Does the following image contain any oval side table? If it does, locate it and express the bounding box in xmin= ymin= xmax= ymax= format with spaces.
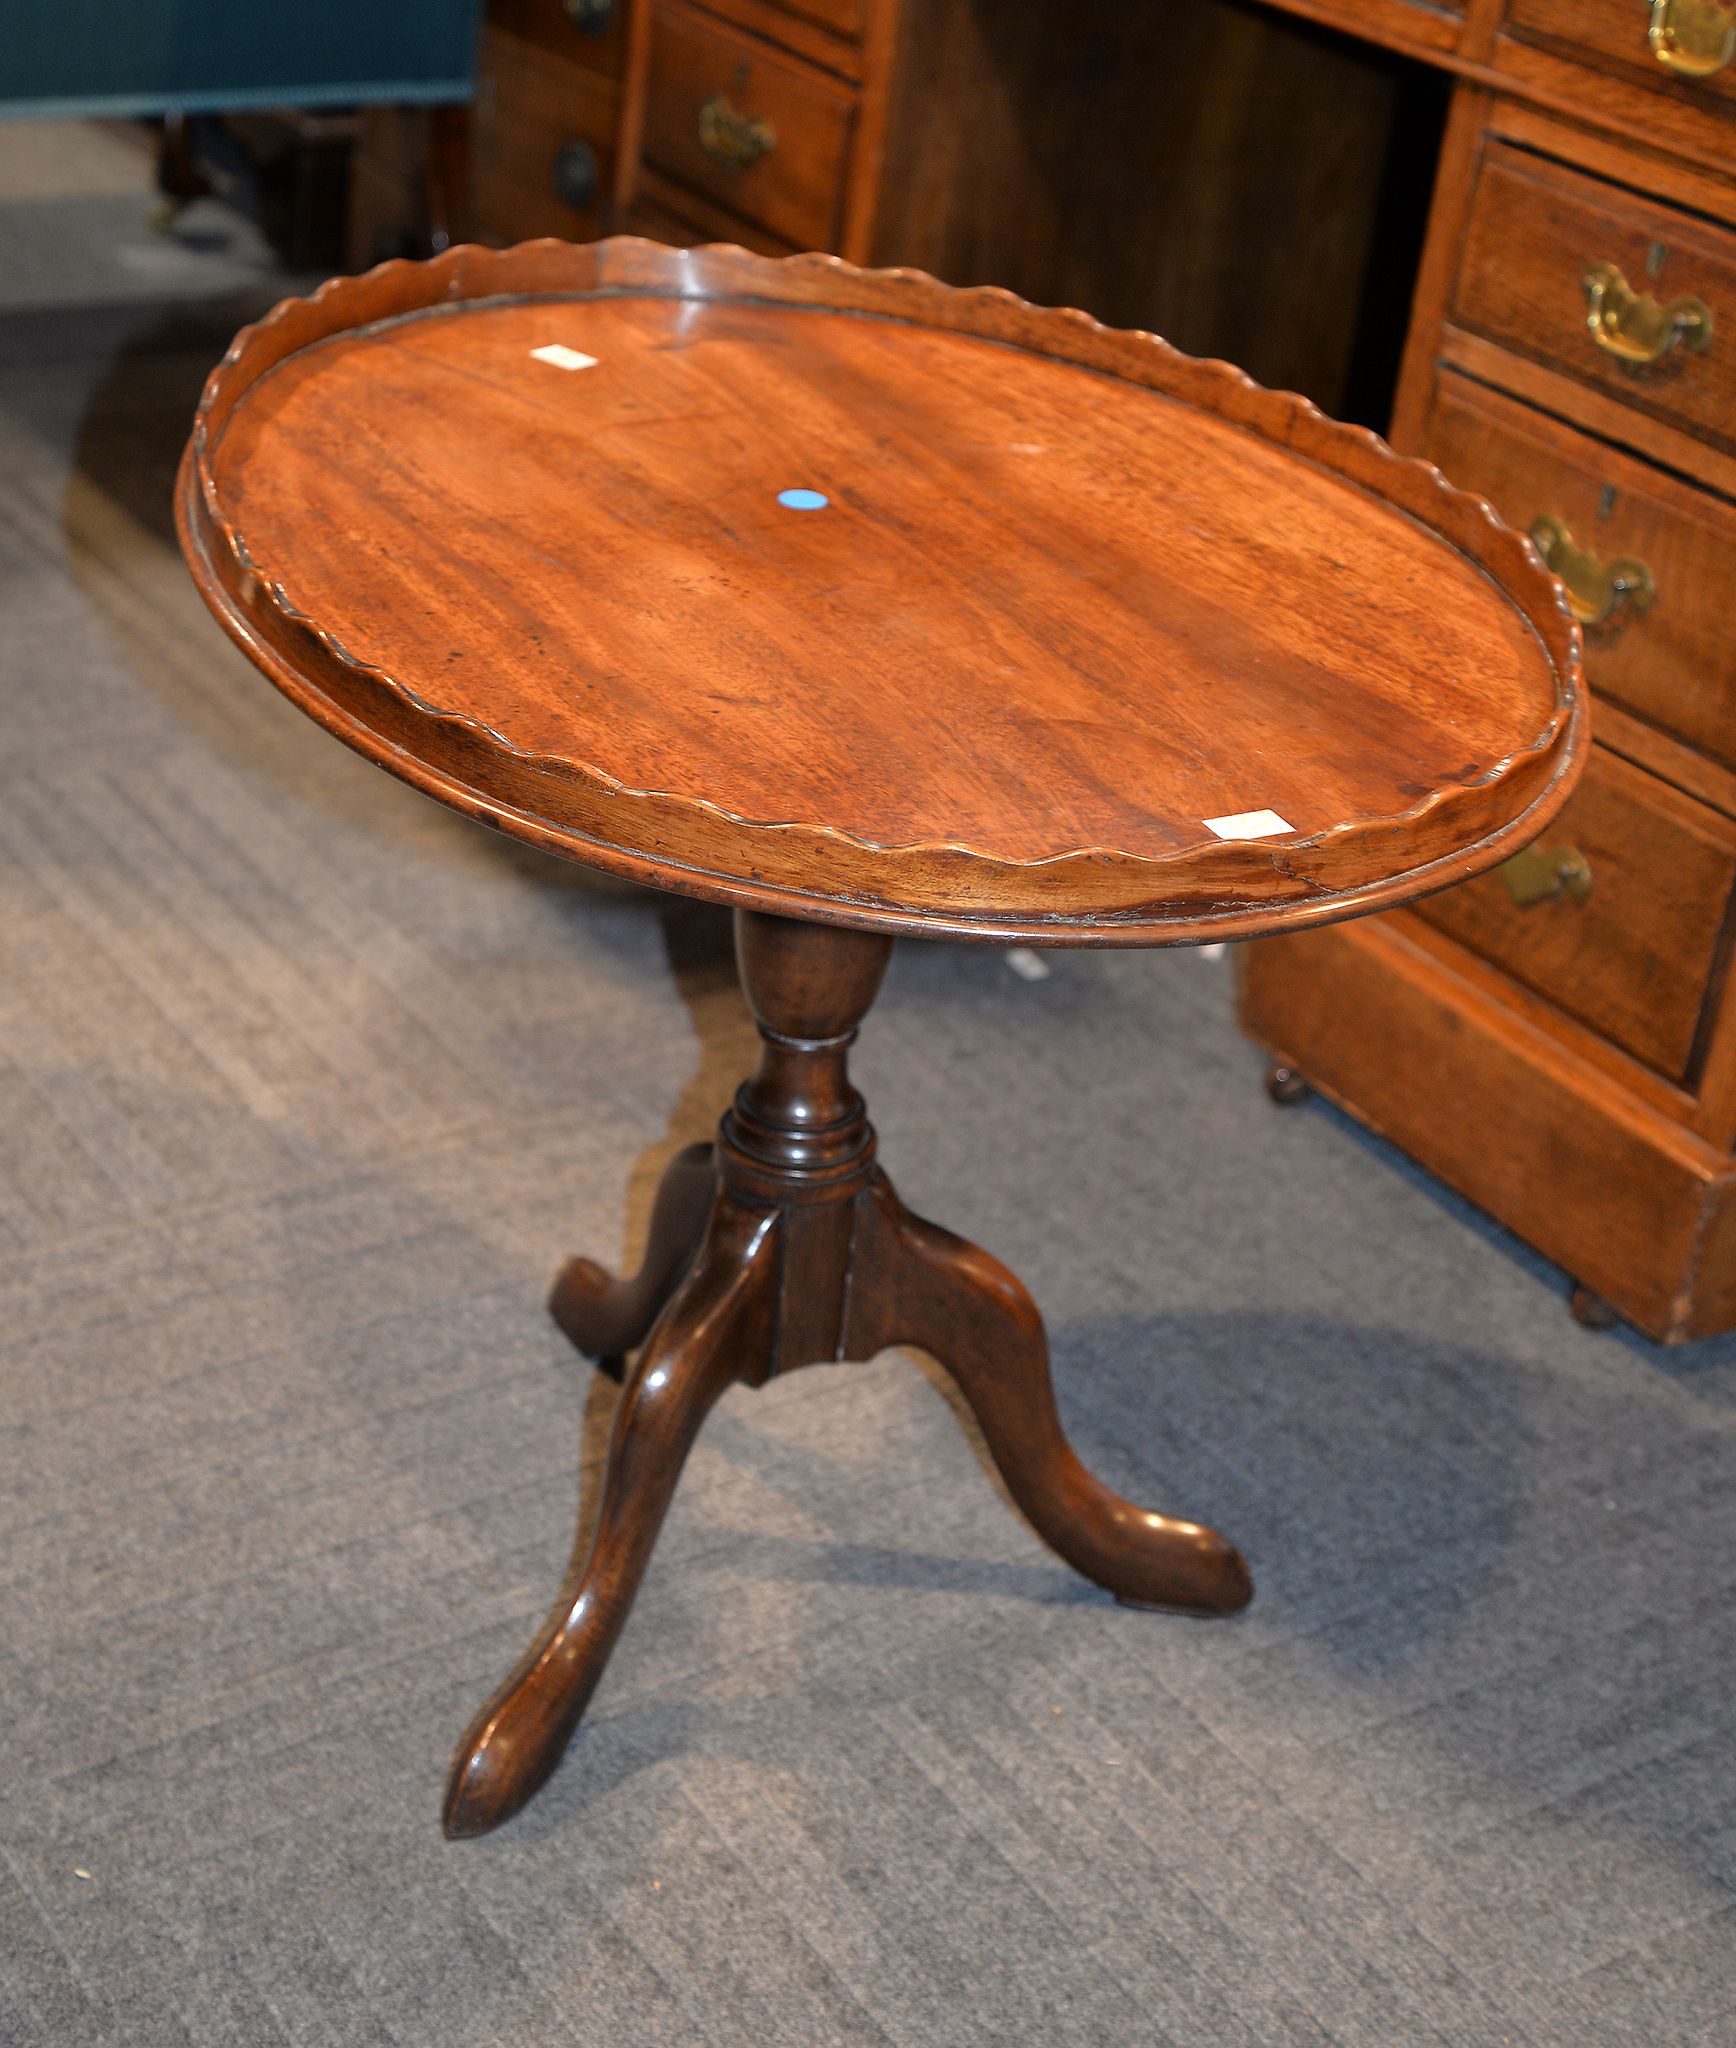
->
xmin=177 ymin=238 xmax=1586 ymax=1838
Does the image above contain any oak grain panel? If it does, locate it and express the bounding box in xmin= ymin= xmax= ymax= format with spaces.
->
xmin=1239 ymin=915 xmax=1719 ymax=1339
xmin=1454 ymin=141 xmax=1736 ymax=459
xmin=1414 ymin=746 xmax=1736 ymax=1081
xmin=1424 ymin=368 xmax=1736 ymax=773
xmin=1506 ymin=0 xmax=1736 ymax=113
xmin=642 ymin=2 xmax=855 ymax=250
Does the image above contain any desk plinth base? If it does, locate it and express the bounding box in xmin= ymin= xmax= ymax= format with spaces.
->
xmin=443 ymin=910 xmax=1252 ymax=1839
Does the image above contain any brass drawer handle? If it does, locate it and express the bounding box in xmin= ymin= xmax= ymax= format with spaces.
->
xmin=1583 ymin=260 xmax=1713 ymax=365
xmin=698 ymin=94 xmax=776 ymax=172
xmin=1529 ymin=514 xmax=1655 ymax=629
xmin=1500 ymin=842 xmax=1593 ymax=908
xmin=1648 ymin=0 xmax=1736 ymax=78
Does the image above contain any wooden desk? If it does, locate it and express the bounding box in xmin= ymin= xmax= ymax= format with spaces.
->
xmin=1237 ymin=0 xmax=1736 ymax=1344
xmin=371 ymin=0 xmax=1736 ymax=1341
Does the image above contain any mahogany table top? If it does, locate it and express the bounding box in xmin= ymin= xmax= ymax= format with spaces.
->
xmin=178 ymin=238 xmax=1586 ymax=945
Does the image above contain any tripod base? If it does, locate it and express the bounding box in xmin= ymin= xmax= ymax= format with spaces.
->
xmin=444 ymin=912 xmax=1250 ymax=1839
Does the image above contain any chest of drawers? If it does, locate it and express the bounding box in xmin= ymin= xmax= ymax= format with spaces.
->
xmin=1240 ymin=0 xmax=1736 ymax=1340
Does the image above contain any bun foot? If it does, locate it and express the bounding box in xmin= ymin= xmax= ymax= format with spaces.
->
xmin=1265 ymin=1062 xmax=1312 ymax=1106
xmin=1570 ymin=1282 xmax=1618 ymax=1331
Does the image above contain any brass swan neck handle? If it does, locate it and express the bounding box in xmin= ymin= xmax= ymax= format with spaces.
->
xmin=1648 ymin=0 xmax=1736 ymax=79
xmin=1529 ymin=513 xmax=1656 ymax=629
xmin=1582 ymin=260 xmax=1713 ymax=366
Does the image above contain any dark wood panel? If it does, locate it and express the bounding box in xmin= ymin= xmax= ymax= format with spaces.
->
xmin=746 ymin=0 xmax=864 ymax=44
xmin=488 ymin=0 xmax=631 ymax=73
xmin=471 ymin=28 xmax=619 ymax=245
xmin=627 ymin=166 xmax=799 ymax=250
xmin=671 ymin=0 xmax=870 ymax=79
xmin=1255 ymin=0 xmax=1463 ymax=55
xmin=870 ymin=0 xmax=1446 ymax=422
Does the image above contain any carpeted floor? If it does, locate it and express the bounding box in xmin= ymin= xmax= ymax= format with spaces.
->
xmin=3 ymin=123 xmax=1735 ymax=2048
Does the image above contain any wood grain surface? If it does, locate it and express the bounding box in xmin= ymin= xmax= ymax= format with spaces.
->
xmin=180 ymin=237 xmax=1585 ymax=943
xmin=1504 ymin=0 xmax=1736 ymax=114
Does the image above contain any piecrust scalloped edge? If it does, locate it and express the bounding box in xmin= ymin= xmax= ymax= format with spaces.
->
xmin=185 ymin=234 xmax=1586 ymax=890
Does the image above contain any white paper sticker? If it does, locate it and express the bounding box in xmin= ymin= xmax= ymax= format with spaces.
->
xmin=530 ymin=344 xmax=598 ymax=371
xmin=1202 ymin=808 xmax=1294 ymax=841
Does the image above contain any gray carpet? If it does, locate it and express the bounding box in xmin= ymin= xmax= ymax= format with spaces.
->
xmin=3 ymin=127 xmax=1735 ymax=2048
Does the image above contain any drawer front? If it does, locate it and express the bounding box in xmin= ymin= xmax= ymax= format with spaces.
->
xmin=1453 ymin=141 xmax=1736 ymax=457
xmin=1415 ymin=747 xmax=1736 ymax=1082
xmin=1425 ymin=370 xmax=1736 ymax=773
xmin=1506 ymin=0 xmax=1736 ymax=107
xmin=472 ymin=29 xmax=617 ymax=246
xmin=643 ymin=3 xmax=855 ymax=250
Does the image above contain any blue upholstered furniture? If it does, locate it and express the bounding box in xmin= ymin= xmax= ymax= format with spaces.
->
xmin=2 ymin=3 xmax=482 ymax=119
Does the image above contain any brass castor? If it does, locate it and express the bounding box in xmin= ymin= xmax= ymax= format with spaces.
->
xmin=1569 ymin=1283 xmax=1618 ymax=1331
xmin=1264 ymin=1062 xmax=1312 ymax=1107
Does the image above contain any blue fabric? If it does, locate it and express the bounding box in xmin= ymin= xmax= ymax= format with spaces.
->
xmin=1 ymin=2 xmax=482 ymax=117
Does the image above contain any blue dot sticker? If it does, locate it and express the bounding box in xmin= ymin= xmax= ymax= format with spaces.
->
xmin=777 ymin=489 xmax=829 ymax=511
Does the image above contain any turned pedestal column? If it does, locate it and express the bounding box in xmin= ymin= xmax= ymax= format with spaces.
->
xmin=443 ymin=910 xmax=1252 ymax=1836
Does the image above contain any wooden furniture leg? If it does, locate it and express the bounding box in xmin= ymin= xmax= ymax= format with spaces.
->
xmin=444 ymin=909 xmax=1250 ymax=1836
xmin=549 ymin=1141 xmax=717 ymax=1366
xmin=843 ymin=1180 xmax=1253 ymax=1614
xmin=443 ymin=1200 xmax=776 ymax=1838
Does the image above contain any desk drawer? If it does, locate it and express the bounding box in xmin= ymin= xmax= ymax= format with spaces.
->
xmin=1424 ymin=370 xmax=1736 ymax=773
xmin=472 ymin=29 xmax=617 ymax=246
xmin=643 ymin=2 xmax=855 ymax=250
xmin=1506 ymin=0 xmax=1736 ymax=107
xmin=1414 ymin=747 xmax=1736 ymax=1082
xmin=1453 ymin=142 xmax=1736 ymax=459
